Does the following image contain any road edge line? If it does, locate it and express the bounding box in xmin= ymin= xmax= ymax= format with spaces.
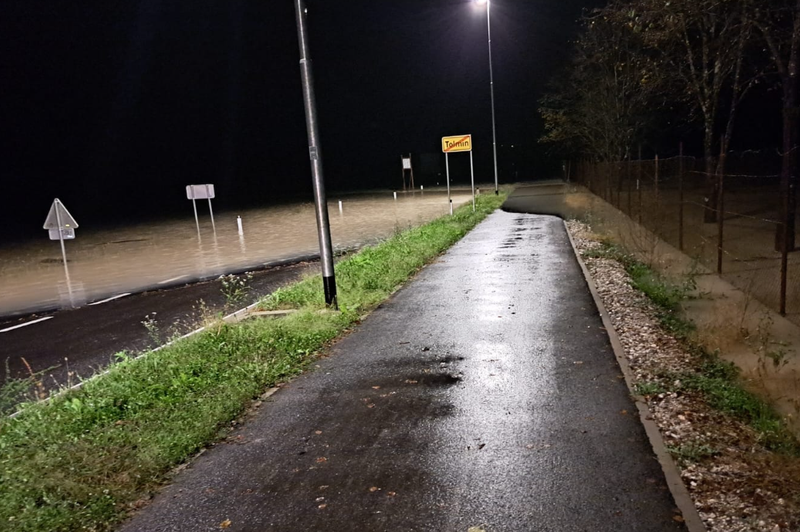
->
xmin=0 ymin=316 xmax=54 ymax=333
xmin=564 ymin=220 xmax=706 ymax=532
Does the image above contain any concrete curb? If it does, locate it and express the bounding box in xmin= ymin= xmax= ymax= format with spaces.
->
xmin=564 ymin=220 xmax=707 ymax=532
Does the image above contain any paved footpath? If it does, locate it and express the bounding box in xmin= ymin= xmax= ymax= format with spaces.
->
xmin=121 ymin=210 xmax=687 ymax=532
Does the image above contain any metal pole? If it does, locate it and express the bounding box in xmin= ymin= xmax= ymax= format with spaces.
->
xmin=207 ymin=198 xmax=217 ymax=234
xmin=445 ymin=153 xmax=453 ymax=215
xmin=654 ymin=154 xmax=660 ymax=199
xmin=637 ymin=145 xmax=642 ymax=224
xmin=54 ymin=200 xmax=74 ymax=307
xmin=295 ymin=0 xmax=337 ymax=308
xmin=626 ymin=156 xmax=632 ymax=215
xmin=486 ymin=1 xmax=499 ymax=195
xmin=192 ymin=198 xmax=201 ymax=240
xmin=402 ymin=155 xmax=406 ymax=191
xmin=469 ymin=150 xmax=476 ymax=212
xmin=781 ymin=213 xmax=789 ymax=315
xmin=679 ymin=142 xmax=684 ymax=251
xmin=717 ymin=144 xmax=726 ymax=275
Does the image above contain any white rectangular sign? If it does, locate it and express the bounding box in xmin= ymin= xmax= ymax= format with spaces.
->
xmin=402 ymin=158 xmax=412 ymax=170
xmin=186 ymin=184 xmax=215 ymax=200
xmin=49 ymin=228 xmax=75 ymax=241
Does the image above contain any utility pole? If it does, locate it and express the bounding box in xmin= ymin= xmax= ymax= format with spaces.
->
xmin=294 ymin=0 xmax=337 ymax=308
xmin=485 ymin=1 xmax=499 ymax=195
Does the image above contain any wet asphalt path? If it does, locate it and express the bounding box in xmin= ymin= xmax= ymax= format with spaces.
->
xmin=0 ymin=262 xmax=315 ymax=390
xmin=120 ymin=210 xmax=686 ymax=532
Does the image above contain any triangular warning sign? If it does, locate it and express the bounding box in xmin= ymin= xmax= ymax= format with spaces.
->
xmin=43 ymin=199 xmax=79 ymax=230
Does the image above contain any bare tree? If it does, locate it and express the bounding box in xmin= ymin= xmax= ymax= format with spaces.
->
xmin=633 ymin=0 xmax=756 ymax=222
xmin=755 ymin=0 xmax=800 ymax=251
xmin=539 ymin=6 xmax=659 ymax=164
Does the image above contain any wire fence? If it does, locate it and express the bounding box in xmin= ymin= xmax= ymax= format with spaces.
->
xmin=570 ymin=148 xmax=799 ymax=321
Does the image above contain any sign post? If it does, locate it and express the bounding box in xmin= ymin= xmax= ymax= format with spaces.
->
xmin=401 ymin=154 xmax=414 ymax=191
xmin=441 ymin=134 xmax=476 ymax=213
xmin=43 ymin=198 xmax=79 ymax=306
xmin=186 ymin=184 xmax=216 ymax=237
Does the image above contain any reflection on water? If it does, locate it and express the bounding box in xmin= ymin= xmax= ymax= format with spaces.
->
xmin=0 ymin=191 xmax=474 ymax=317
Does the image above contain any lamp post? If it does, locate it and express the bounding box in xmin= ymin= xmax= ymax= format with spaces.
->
xmin=294 ymin=0 xmax=338 ymax=308
xmin=475 ymin=0 xmax=499 ymax=195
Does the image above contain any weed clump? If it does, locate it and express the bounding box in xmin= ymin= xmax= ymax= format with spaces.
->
xmin=589 ymin=238 xmax=800 ymax=456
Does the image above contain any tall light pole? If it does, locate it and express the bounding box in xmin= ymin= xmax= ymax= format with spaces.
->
xmin=475 ymin=0 xmax=499 ymax=195
xmin=295 ymin=0 xmax=337 ymax=308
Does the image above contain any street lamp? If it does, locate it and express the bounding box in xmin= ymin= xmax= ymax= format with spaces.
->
xmin=474 ymin=0 xmax=499 ymax=195
xmin=294 ymin=0 xmax=338 ymax=308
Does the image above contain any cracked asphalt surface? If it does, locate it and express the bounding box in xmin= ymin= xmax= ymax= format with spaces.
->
xmin=120 ymin=209 xmax=686 ymax=532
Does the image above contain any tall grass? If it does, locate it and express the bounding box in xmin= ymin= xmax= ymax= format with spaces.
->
xmin=583 ymin=238 xmax=799 ymax=454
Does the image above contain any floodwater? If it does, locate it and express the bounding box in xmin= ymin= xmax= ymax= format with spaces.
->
xmin=0 ymin=190 xmax=475 ymax=318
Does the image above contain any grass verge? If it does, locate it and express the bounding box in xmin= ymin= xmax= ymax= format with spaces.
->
xmin=0 ymin=193 xmax=507 ymax=532
xmin=583 ymin=237 xmax=800 ymax=455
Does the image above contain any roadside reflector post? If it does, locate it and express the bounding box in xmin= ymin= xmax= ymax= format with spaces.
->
xmin=338 ymin=200 xmax=343 ymax=215
xmin=394 ymin=191 xmax=397 ymax=201
xmin=237 ymin=216 xmax=244 ymax=235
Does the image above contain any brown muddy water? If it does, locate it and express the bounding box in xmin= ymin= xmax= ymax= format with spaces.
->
xmin=0 ymin=190 xmax=474 ymax=318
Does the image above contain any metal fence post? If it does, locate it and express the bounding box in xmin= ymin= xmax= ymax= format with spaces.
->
xmin=679 ymin=142 xmax=684 ymax=251
xmin=627 ymin=156 xmax=632 ymax=216
xmin=716 ymin=145 xmax=726 ymax=275
xmin=638 ymin=146 xmax=643 ymax=224
xmin=654 ymin=154 xmax=659 ymax=198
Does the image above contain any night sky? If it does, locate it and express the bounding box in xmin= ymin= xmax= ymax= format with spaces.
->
xmin=1 ymin=1 xmax=604 ymax=240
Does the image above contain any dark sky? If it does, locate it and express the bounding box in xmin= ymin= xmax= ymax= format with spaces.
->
xmin=0 ymin=0 xmax=603 ymax=239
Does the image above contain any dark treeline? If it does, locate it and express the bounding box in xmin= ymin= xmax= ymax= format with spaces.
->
xmin=539 ymin=0 xmax=799 ymax=250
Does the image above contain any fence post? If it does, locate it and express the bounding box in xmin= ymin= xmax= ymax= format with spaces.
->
xmin=781 ymin=163 xmax=790 ymax=314
xmin=627 ymin=155 xmax=632 ymax=215
xmin=716 ymin=144 xmax=726 ymax=275
xmin=679 ymin=142 xmax=684 ymax=251
xmin=782 ymin=222 xmax=789 ymax=315
xmin=654 ymin=154 xmax=660 ymax=199
xmin=638 ymin=145 xmax=643 ymax=224
xmin=654 ymin=155 xmax=660 ymax=225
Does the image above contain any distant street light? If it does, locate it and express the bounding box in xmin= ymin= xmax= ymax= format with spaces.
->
xmin=474 ymin=0 xmax=499 ymax=195
xmin=294 ymin=0 xmax=338 ymax=308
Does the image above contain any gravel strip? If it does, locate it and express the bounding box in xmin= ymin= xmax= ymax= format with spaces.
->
xmin=567 ymin=220 xmax=800 ymax=532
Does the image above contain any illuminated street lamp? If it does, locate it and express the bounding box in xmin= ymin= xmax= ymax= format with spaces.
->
xmin=474 ymin=0 xmax=499 ymax=195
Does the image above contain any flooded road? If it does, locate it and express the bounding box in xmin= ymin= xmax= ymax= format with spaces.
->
xmin=0 ymin=190 xmax=474 ymax=318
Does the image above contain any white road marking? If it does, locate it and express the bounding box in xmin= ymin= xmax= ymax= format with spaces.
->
xmin=158 ymin=275 xmax=187 ymax=285
xmin=88 ymin=293 xmax=132 ymax=306
xmin=0 ymin=316 xmax=53 ymax=333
